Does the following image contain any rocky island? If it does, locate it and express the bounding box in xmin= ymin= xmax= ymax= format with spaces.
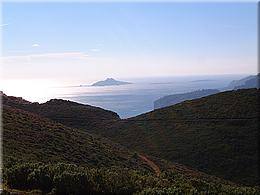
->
xmin=91 ymin=78 xmax=132 ymax=86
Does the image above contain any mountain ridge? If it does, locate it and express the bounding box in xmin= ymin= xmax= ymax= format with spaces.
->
xmin=2 ymin=93 xmax=120 ymax=133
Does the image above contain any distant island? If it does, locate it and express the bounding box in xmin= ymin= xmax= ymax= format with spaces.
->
xmin=91 ymin=78 xmax=132 ymax=86
xmin=191 ymin=79 xmax=215 ymax=83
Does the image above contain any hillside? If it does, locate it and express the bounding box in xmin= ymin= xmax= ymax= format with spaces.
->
xmin=96 ymin=89 xmax=259 ymax=185
xmin=3 ymin=94 xmax=252 ymax=194
xmin=4 ymin=90 xmax=258 ymax=185
xmin=2 ymin=105 xmax=144 ymax=170
xmin=2 ymin=94 xmax=232 ymax=181
xmin=154 ymin=89 xmax=220 ymax=109
xmin=2 ymin=93 xmax=120 ymax=133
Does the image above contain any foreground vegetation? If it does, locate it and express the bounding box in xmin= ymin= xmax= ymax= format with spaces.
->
xmin=2 ymin=162 xmax=259 ymax=195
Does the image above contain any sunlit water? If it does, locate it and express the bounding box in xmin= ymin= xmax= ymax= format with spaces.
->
xmin=1 ymin=75 xmax=246 ymax=118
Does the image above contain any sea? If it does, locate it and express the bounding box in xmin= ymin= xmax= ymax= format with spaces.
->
xmin=54 ymin=75 xmax=246 ymax=119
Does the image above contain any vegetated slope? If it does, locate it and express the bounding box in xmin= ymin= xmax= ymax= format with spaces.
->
xmin=2 ymin=93 xmax=120 ymax=132
xmin=154 ymin=89 xmax=220 ymax=109
xmin=3 ymin=106 xmax=258 ymax=194
xmin=2 ymin=95 xmax=245 ymax=194
xmin=2 ymin=105 xmax=143 ymax=170
xmin=2 ymin=95 xmax=232 ymax=184
xmin=99 ymin=89 xmax=259 ymax=186
xmin=2 ymin=91 xmax=259 ymax=194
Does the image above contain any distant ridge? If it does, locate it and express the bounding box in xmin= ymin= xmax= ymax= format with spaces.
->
xmin=91 ymin=78 xmax=131 ymax=86
xmin=154 ymin=89 xmax=220 ymax=109
xmin=226 ymin=74 xmax=259 ymax=90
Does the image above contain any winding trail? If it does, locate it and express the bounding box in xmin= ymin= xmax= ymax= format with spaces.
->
xmin=138 ymin=154 xmax=161 ymax=176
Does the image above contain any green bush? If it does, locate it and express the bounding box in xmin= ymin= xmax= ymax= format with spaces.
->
xmin=5 ymin=163 xmax=33 ymax=189
xmin=27 ymin=166 xmax=53 ymax=192
xmin=53 ymin=172 xmax=96 ymax=194
xmin=3 ymin=162 xmax=260 ymax=195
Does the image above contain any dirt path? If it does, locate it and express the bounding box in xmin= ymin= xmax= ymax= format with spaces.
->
xmin=138 ymin=154 xmax=161 ymax=176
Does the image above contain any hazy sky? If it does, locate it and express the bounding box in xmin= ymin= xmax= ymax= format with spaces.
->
xmin=1 ymin=2 xmax=258 ymax=84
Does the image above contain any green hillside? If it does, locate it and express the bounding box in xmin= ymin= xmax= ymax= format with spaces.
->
xmin=94 ymin=89 xmax=259 ymax=185
xmin=2 ymin=105 xmax=143 ymax=170
xmin=3 ymin=95 xmax=253 ymax=194
xmin=2 ymin=94 xmax=120 ymax=133
xmin=2 ymin=96 xmax=230 ymax=182
xmin=1 ymin=89 xmax=259 ymax=194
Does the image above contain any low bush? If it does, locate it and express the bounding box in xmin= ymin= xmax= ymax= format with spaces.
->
xmin=3 ymin=162 xmax=260 ymax=195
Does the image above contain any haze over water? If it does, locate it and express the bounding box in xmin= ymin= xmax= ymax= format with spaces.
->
xmin=61 ymin=75 xmax=247 ymax=118
xmin=1 ymin=74 xmax=245 ymax=119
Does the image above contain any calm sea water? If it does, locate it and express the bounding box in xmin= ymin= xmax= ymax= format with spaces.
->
xmin=56 ymin=75 xmax=245 ymax=119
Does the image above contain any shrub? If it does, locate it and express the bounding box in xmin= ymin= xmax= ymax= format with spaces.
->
xmin=5 ymin=163 xmax=33 ymax=189
xmin=3 ymin=162 xmax=260 ymax=195
xmin=53 ymin=172 xmax=97 ymax=195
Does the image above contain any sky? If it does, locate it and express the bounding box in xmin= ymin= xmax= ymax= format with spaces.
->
xmin=1 ymin=2 xmax=258 ymax=86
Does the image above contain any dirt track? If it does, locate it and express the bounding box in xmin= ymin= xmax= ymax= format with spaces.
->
xmin=138 ymin=154 xmax=161 ymax=176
